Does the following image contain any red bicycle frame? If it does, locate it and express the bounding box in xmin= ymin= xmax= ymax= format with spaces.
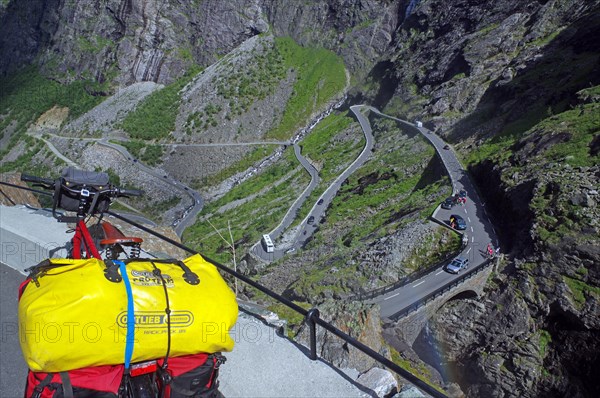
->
xmin=72 ymin=220 xmax=102 ymax=259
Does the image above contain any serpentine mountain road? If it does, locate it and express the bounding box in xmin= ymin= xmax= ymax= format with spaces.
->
xmin=250 ymin=105 xmax=498 ymax=321
xmin=251 ymin=105 xmax=375 ymax=261
xmin=35 ymin=106 xmax=498 ymax=321
xmin=32 ymin=132 xmax=202 ymax=237
xmin=364 ymin=108 xmax=498 ymax=319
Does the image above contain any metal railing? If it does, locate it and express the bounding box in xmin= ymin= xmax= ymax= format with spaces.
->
xmin=0 ymin=178 xmax=448 ymax=397
xmin=106 ymin=211 xmax=449 ymax=398
xmin=350 ymin=248 xmax=459 ymax=301
xmin=388 ymin=258 xmax=495 ymax=321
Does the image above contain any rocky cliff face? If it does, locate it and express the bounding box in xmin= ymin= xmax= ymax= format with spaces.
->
xmin=0 ymin=0 xmax=399 ymax=87
xmin=1 ymin=0 xmax=599 ymax=396
xmin=383 ymin=0 xmax=600 ymax=135
xmin=0 ymin=0 xmax=269 ymax=85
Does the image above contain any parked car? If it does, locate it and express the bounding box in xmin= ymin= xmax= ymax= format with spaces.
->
xmin=285 ymin=247 xmax=296 ymax=254
xmin=307 ymin=216 xmax=315 ymax=224
xmin=441 ymin=197 xmax=454 ymax=210
xmin=445 ymin=257 xmax=469 ymax=274
xmin=450 ymin=214 xmax=467 ymax=230
xmin=458 ymin=189 xmax=467 ymax=198
xmin=317 ymin=198 xmax=324 ymax=205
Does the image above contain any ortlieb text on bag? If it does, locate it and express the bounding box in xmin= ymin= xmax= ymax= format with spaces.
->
xmin=19 ymin=254 xmax=238 ymax=372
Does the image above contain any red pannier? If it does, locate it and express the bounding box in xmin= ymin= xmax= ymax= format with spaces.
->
xmin=160 ymin=353 xmax=225 ymax=398
xmin=25 ymin=364 xmax=123 ymax=398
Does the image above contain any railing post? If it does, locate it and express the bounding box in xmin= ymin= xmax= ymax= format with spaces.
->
xmin=306 ymin=308 xmax=320 ymax=360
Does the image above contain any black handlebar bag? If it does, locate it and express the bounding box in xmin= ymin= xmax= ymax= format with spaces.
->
xmin=54 ymin=167 xmax=111 ymax=214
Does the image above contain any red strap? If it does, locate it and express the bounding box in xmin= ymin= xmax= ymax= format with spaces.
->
xmin=18 ymin=278 xmax=31 ymax=300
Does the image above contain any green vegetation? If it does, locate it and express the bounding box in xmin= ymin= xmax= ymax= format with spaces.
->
xmin=77 ymin=35 xmax=112 ymax=53
xmin=293 ymin=113 xmax=363 ymax=222
xmin=467 ymin=100 xmax=599 ymax=168
xmin=144 ymin=196 xmax=182 ymax=218
xmin=267 ymin=37 xmax=346 ymax=140
xmin=266 ymin=301 xmax=312 ymax=336
xmin=119 ymin=140 xmax=164 ymax=166
xmin=121 ymin=65 xmax=202 ymax=140
xmin=0 ymin=138 xmax=45 ymax=174
xmin=286 ymin=116 xmax=449 ymax=296
xmin=532 ymin=103 xmax=600 ymax=168
xmin=326 ymin=135 xmax=440 ymax=247
xmin=528 ymin=29 xmax=562 ymax=48
xmin=0 ymin=66 xmax=106 ymax=165
xmin=183 ymin=147 xmax=309 ymax=264
xmin=194 ymin=145 xmax=278 ymax=189
xmin=301 ymin=113 xmax=356 ymax=180
xmin=563 ymin=275 xmax=600 ymax=309
xmin=290 ymin=259 xmax=368 ymax=298
xmin=402 ymin=228 xmax=462 ymax=273
xmin=538 ymin=329 xmax=552 ymax=358
xmin=476 ymin=22 xmax=500 ymax=37
xmin=389 ymin=346 xmax=445 ymax=393
xmin=216 ymin=44 xmax=286 ymax=117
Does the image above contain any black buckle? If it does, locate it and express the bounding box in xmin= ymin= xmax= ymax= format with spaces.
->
xmin=104 ymin=260 xmax=123 ymax=283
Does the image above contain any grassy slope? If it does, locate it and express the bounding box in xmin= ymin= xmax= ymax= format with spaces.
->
xmin=183 ymin=147 xmax=309 ymax=264
xmin=0 ymin=66 xmax=106 ymax=174
xmin=284 ymin=116 xmax=452 ymax=297
xmin=182 ymin=37 xmax=348 ymax=262
xmin=120 ymin=66 xmax=202 ymax=141
xmin=267 ymin=37 xmax=347 ymax=140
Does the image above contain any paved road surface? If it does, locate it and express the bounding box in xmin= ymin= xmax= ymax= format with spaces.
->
xmin=365 ymin=109 xmax=498 ymax=318
xmin=251 ymin=105 xmax=375 ymax=261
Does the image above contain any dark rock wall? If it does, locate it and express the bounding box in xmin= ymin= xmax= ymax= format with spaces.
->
xmin=0 ymin=0 xmax=269 ymax=85
xmin=386 ymin=0 xmax=600 ymax=135
xmin=0 ymin=0 xmax=403 ymax=85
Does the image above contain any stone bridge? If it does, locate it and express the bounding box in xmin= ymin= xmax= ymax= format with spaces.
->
xmin=381 ymin=259 xmax=497 ymax=346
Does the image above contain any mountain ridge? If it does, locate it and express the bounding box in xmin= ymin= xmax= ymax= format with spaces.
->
xmin=1 ymin=0 xmax=599 ymax=396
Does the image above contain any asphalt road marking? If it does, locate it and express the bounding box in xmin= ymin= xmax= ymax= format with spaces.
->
xmin=467 ymin=247 xmax=472 ymax=254
xmin=471 ymin=226 xmax=474 ymax=232
xmin=413 ymin=280 xmax=425 ymax=288
xmin=435 ymin=270 xmax=444 ymax=275
xmin=384 ymin=293 xmax=399 ymax=301
xmin=467 ymin=217 xmax=471 ymax=222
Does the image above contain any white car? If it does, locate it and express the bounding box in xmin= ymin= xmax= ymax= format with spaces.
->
xmin=445 ymin=257 xmax=469 ymax=274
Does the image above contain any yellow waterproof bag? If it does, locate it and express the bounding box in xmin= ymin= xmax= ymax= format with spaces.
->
xmin=19 ymin=254 xmax=238 ymax=372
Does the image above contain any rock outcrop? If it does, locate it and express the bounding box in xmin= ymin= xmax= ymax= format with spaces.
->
xmin=0 ymin=173 xmax=41 ymax=207
xmin=1 ymin=1 xmax=599 ymax=397
xmin=0 ymin=0 xmax=269 ymax=85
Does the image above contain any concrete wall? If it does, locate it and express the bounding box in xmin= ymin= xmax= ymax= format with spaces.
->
xmin=0 ymin=205 xmax=69 ymax=273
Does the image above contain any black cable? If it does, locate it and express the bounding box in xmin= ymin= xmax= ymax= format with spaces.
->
xmin=150 ymin=262 xmax=172 ymax=368
xmin=0 ymin=180 xmax=53 ymax=196
xmin=1 ymin=181 xmax=448 ymax=398
xmin=0 ymin=188 xmax=17 ymax=205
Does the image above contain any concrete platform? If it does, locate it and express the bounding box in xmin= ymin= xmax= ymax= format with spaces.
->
xmin=0 ymin=205 xmax=373 ymax=397
xmin=1 ymin=205 xmax=69 ymax=273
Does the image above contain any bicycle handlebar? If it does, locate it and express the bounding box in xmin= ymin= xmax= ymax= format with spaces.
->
xmin=20 ymin=174 xmax=55 ymax=187
xmin=21 ymin=174 xmax=144 ymax=210
xmin=116 ymin=188 xmax=144 ymax=197
xmin=21 ymin=173 xmax=143 ymax=198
